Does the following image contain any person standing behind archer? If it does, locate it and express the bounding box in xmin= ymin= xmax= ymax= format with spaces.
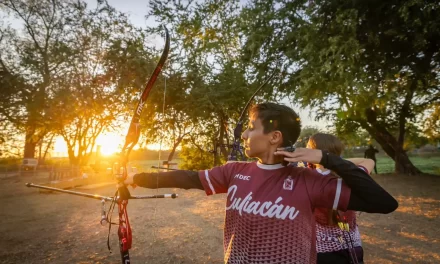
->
xmin=364 ymin=145 xmax=379 ymax=174
xmin=307 ymin=133 xmax=374 ymax=264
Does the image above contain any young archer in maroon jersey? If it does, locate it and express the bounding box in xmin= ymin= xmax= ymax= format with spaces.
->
xmin=124 ymin=102 xmax=398 ymax=264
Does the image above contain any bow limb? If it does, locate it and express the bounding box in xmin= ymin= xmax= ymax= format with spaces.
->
xmin=120 ymin=27 xmax=171 ymax=170
xmin=116 ymin=26 xmax=170 ymax=264
xmin=228 ymin=71 xmax=277 ymax=161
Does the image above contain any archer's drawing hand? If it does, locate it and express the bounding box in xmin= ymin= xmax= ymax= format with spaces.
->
xmin=274 ymin=148 xmax=323 ymax=164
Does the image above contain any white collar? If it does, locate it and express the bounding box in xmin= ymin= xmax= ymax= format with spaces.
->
xmin=256 ymin=161 xmax=284 ymax=170
xmin=316 ymin=168 xmax=331 ymax=175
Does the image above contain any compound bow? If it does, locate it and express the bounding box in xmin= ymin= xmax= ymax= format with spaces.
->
xmin=26 ymin=27 xmax=176 ymax=264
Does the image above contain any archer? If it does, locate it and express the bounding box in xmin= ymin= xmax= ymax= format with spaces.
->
xmin=124 ymin=102 xmax=398 ymax=264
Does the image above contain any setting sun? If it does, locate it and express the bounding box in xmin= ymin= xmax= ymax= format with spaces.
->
xmin=52 ymin=132 xmax=168 ymax=157
xmin=52 ymin=133 xmax=125 ymax=157
xmin=96 ymin=133 xmax=124 ymax=156
xmin=53 ymin=137 xmax=68 ymax=157
xmin=146 ymin=143 xmax=163 ymax=151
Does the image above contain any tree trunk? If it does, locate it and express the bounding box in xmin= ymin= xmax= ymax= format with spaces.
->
xmin=167 ymin=137 xmax=184 ymax=162
xmin=24 ymin=129 xmax=37 ymax=158
xmin=373 ymin=131 xmax=420 ymax=175
xmin=41 ymin=135 xmax=55 ymax=164
xmin=38 ymin=140 xmax=43 ymax=163
xmin=67 ymin=148 xmax=79 ymax=166
xmin=360 ymin=116 xmax=421 ymax=175
xmin=394 ymin=150 xmax=421 ymax=175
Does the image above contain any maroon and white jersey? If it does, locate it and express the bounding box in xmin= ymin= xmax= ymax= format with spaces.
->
xmin=198 ymin=162 xmax=351 ymax=264
xmin=314 ymin=168 xmax=363 ymax=253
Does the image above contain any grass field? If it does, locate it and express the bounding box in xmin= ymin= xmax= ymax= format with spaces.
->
xmin=376 ymin=156 xmax=440 ymax=175
xmin=343 ymin=155 xmax=440 ymax=175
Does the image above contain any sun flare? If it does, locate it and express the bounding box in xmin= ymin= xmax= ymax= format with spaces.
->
xmin=146 ymin=143 xmax=163 ymax=151
xmin=52 ymin=132 xmax=165 ymax=158
xmin=96 ymin=133 xmax=124 ymax=156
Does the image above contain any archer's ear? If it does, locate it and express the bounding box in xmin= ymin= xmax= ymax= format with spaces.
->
xmin=270 ymin=130 xmax=283 ymax=145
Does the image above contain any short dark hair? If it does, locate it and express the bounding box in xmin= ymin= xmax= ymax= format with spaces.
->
xmin=249 ymin=102 xmax=301 ymax=147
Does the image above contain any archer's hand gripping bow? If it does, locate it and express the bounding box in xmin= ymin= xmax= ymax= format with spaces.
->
xmin=26 ymin=27 xmax=177 ymax=264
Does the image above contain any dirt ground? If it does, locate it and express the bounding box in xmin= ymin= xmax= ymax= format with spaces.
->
xmin=0 ymin=173 xmax=439 ymax=264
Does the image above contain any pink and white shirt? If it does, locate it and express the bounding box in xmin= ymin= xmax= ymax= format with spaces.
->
xmin=314 ymin=168 xmax=363 ymax=253
xmin=198 ymin=161 xmax=351 ymax=264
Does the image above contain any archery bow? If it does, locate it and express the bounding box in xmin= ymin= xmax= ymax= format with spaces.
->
xmin=26 ymin=27 xmax=176 ymax=264
xmin=111 ymin=25 xmax=171 ymax=264
xmin=227 ymin=71 xmax=277 ymax=161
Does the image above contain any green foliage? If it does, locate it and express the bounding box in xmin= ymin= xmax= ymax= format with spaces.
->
xmin=240 ymin=0 xmax=440 ymax=174
xmin=335 ymin=126 xmax=370 ymax=149
xmin=146 ymin=0 xmax=280 ymax=164
xmin=403 ymin=123 xmax=429 ymax=150
xmin=179 ymin=144 xmax=213 ymax=171
xmin=423 ymin=104 xmax=440 ymax=143
xmin=295 ymin=126 xmax=321 ymax=147
xmin=2 ymin=0 xmax=438 ymax=173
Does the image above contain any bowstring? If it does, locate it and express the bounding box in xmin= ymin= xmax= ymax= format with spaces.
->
xmin=152 ymin=70 xmax=167 ymax=252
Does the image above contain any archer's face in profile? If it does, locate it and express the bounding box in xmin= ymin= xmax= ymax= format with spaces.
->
xmin=242 ymin=115 xmax=272 ymax=159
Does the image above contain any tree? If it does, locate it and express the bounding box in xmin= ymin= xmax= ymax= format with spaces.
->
xmin=423 ymin=104 xmax=440 ymax=144
xmin=0 ymin=120 xmax=22 ymax=157
xmin=1 ymin=0 xmax=157 ymax=165
xmin=50 ymin=88 xmax=120 ymax=166
xmin=143 ymin=108 xmax=194 ymax=163
xmin=241 ymin=0 xmax=440 ymax=175
xmin=296 ymin=126 xmax=321 ymax=147
xmin=0 ymin=64 xmax=26 ymax=157
xmin=179 ymin=134 xmax=215 ymax=170
xmin=147 ymin=0 xmax=279 ymax=168
xmin=0 ymin=0 xmax=85 ymax=158
xmin=46 ymin=1 xmax=150 ymax=166
xmin=139 ymin=69 xmax=195 ymax=163
xmin=334 ymin=124 xmax=370 ymax=149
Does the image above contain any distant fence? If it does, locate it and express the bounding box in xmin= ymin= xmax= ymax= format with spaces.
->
xmin=0 ymin=165 xmax=20 ymax=178
xmin=48 ymin=166 xmax=81 ymax=181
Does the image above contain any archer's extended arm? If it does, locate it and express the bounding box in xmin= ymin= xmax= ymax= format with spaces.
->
xmin=132 ymin=170 xmax=204 ymax=190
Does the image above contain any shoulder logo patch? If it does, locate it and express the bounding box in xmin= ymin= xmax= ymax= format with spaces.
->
xmin=283 ymin=176 xmax=294 ymax=190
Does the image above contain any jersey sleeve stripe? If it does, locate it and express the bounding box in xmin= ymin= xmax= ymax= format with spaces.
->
xmin=332 ymin=178 xmax=342 ymax=210
xmin=358 ymin=165 xmax=369 ymax=174
xmin=204 ymin=170 xmax=216 ymax=195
